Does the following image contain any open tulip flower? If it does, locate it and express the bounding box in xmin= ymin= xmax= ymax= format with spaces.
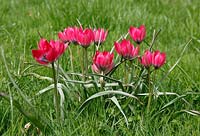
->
xmin=92 ymin=51 xmax=114 ymax=74
xmin=93 ymin=28 xmax=108 ymax=44
xmin=32 ymin=38 xmax=67 ymax=65
xmin=58 ymin=26 xmax=80 ymax=44
xmin=129 ymin=25 xmax=146 ymax=44
xmin=152 ymin=50 xmax=166 ymax=69
xmin=114 ymin=39 xmax=139 ymax=60
xmin=140 ymin=50 xmax=153 ymax=68
xmin=77 ymin=28 xmax=94 ymax=47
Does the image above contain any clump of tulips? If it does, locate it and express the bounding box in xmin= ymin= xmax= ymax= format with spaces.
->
xmin=31 ymin=24 xmax=166 ymax=126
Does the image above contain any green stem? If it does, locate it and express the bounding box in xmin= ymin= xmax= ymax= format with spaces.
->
xmin=52 ymin=62 xmax=60 ymax=121
xmin=100 ymin=72 xmax=105 ymax=88
xmin=69 ymin=46 xmax=74 ymax=80
xmin=127 ymin=60 xmax=133 ymax=92
xmin=100 ymin=72 xmax=105 ymax=102
xmin=153 ymin=69 xmax=157 ymax=102
xmin=124 ymin=60 xmax=128 ymax=84
xmin=93 ymin=43 xmax=96 ymax=56
xmin=147 ymin=67 xmax=152 ymax=113
xmin=129 ymin=60 xmax=134 ymax=82
xmin=83 ymin=47 xmax=88 ymax=81
xmin=154 ymin=69 xmax=157 ymax=83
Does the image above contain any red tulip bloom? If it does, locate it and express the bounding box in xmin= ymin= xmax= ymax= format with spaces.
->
xmin=129 ymin=25 xmax=146 ymax=44
xmin=114 ymin=39 xmax=139 ymax=60
xmin=152 ymin=50 xmax=166 ymax=69
xmin=77 ymin=28 xmax=94 ymax=47
xmin=58 ymin=26 xmax=80 ymax=43
xmin=32 ymin=38 xmax=67 ymax=65
xmin=140 ymin=50 xmax=152 ymax=68
xmin=92 ymin=51 xmax=114 ymax=74
xmin=93 ymin=28 xmax=108 ymax=44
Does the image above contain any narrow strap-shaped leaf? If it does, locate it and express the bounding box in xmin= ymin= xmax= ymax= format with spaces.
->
xmin=58 ymin=87 xmax=65 ymax=120
xmin=36 ymin=84 xmax=55 ymax=96
xmin=36 ymin=83 xmax=64 ymax=96
xmin=24 ymin=72 xmax=53 ymax=82
xmin=137 ymin=92 xmax=190 ymax=106
xmin=181 ymin=110 xmax=200 ymax=116
xmin=90 ymin=73 xmax=122 ymax=83
xmin=110 ymin=96 xmax=129 ymax=127
xmin=77 ymin=90 xmax=142 ymax=117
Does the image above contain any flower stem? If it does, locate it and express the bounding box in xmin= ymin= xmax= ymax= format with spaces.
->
xmin=69 ymin=46 xmax=74 ymax=80
xmin=129 ymin=60 xmax=133 ymax=81
xmin=147 ymin=67 xmax=152 ymax=113
xmin=124 ymin=60 xmax=127 ymax=84
xmin=93 ymin=43 xmax=96 ymax=56
xmin=100 ymin=72 xmax=105 ymax=88
xmin=52 ymin=62 xmax=60 ymax=121
xmin=124 ymin=61 xmax=127 ymax=84
xmin=154 ymin=69 xmax=157 ymax=83
xmin=83 ymin=47 xmax=88 ymax=81
xmin=127 ymin=60 xmax=133 ymax=91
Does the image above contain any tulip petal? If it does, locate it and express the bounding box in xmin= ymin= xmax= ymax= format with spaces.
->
xmin=129 ymin=25 xmax=146 ymax=44
xmin=32 ymin=50 xmax=48 ymax=64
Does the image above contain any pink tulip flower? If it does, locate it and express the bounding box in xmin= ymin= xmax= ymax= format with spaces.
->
xmin=140 ymin=50 xmax=152 ymax=68
xmin=152 ymin=50 xmax=166 ymax=69
xmin=77 ymin=28 xmax=94 ymax=47
xmin=58 ymin=26 xmax=80 ymax=43
xmin=129 ymin=25 xmax=146 ymax=44
xmin=114 ymin=39 xmax=139 ymax=60
xmin=32 ymin=38 xmax=67 ymax=65
xmin=92 ymin=51 xmax=114 ymax=74
xmin=93 ymin=28 xmax=108 ymax=44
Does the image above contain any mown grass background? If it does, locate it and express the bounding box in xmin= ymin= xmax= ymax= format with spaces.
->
xmin=0 ymin=0 xmax=200 ymax=135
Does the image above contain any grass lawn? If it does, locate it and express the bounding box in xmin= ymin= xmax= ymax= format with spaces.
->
xmin=0 ymin=0 xmax=200 ymax=135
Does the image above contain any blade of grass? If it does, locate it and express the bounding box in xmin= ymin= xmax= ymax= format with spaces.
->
xmin=0 ymin=92 xmax=52 ymax=133
xmin=8 ymin=84 xmax=14 ymax=136
xmin=1 ymin=46 xmax=33 ymax=107
xmin=160 ymin=39 xmax=192 ymax=82
xmin=160 ymin=94 xmax=187 ymax=110
xmin=177 ymin=64 xmax=199 ymax=90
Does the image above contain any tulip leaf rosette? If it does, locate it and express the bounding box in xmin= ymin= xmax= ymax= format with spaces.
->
xmin=129 ymin=25 xmax=146 ymax=44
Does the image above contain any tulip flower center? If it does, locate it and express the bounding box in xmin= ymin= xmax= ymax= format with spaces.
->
xmin=40 ymin=54 xmax=49 ymax=63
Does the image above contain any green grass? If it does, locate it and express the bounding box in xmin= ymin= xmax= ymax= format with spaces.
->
xmin=0 ymin=0 xmax=200 ymax=135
